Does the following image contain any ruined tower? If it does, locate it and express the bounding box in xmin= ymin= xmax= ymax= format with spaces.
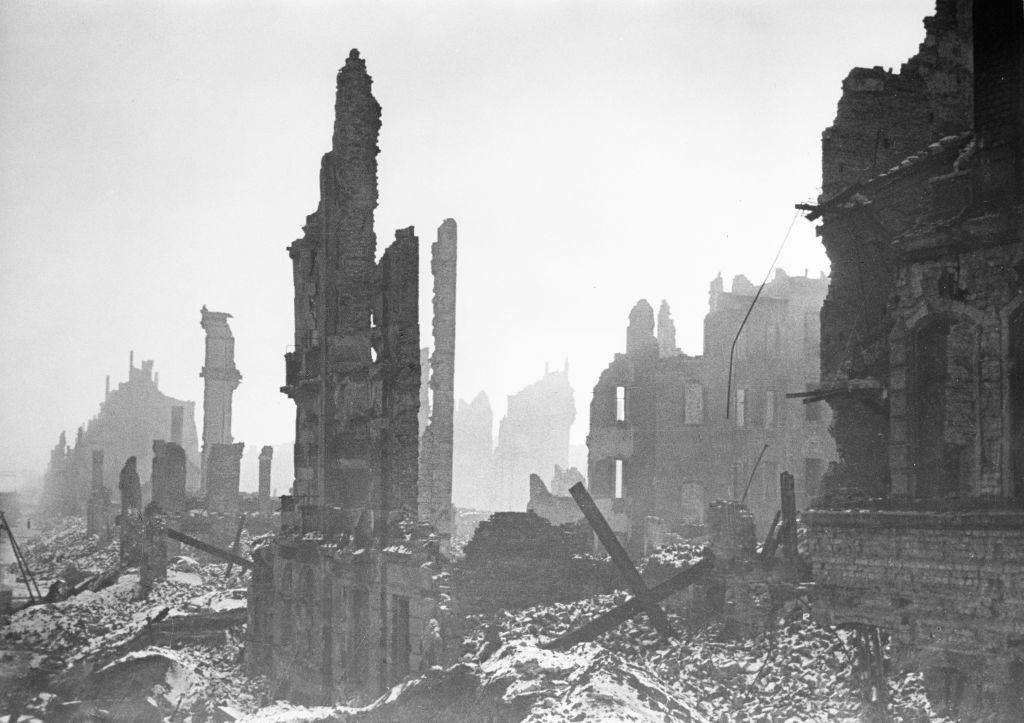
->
xmin=199 ymin=306 xmax=241 ymax=493
xmin=282 ymin=48 xmax=425 ymax=536
xmin=419 ymin=219 xmax=458 ymax=538
xmin=250 ymin=51 xmax=456 ymax=700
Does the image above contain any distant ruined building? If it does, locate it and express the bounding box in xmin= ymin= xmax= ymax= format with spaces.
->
xmin=493 ymin=365 xmax=577 ymax=511
xmin=41 ymin=354 xmax=201 ymax=515
xmin=584 ymin=271 xmax=835 ymax=547
xmin=452 ymin=391 xmax=495 ymax=510
xmin=802 ymin=0 xmax=1024 ymax=717
xmin=247 ymin=50 xmax=457 ymax=700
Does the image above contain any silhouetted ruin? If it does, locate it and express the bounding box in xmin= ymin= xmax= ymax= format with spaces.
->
xmin=40 ymin=356 xmax=201 ymax=514
xmin=802 ymin=0 xmax=1024 ymax=716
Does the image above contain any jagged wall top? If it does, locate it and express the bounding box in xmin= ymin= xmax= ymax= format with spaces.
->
xmin=333 ymin=49 xmax=381 ymax=155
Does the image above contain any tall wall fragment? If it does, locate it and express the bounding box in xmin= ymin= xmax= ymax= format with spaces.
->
xmin=419 ymin=219 xmax=457 ymax=537
xmin=151 ymin=440 xmax=187 ymax=515
xmin=258 ymin=445 xmax=273 ymax=511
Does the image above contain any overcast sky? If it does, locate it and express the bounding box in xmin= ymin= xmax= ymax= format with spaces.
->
xmin=0 ymin=0 xmax=935 ymax=484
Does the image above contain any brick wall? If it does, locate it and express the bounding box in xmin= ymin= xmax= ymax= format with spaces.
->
xmin=806 ymin=509 xmax=1024 ymax=712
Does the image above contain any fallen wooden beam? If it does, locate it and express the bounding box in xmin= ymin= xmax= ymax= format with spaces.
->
xmin=165 ymin=527 xmax=253 ymax=570
xmin=568 ymin=482 xmax=675 ymax=640
xmin=542 ymin=555 xmax=714 ymax=650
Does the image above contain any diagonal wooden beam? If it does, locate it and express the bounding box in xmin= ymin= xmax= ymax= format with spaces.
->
xmin=568 ymin=482 xmax=675 ymax=640
xmin=543 ymin=555 xmax=714 ymax=650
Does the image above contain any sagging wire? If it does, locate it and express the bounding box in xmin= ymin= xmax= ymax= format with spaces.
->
xmin=725 ymin=209 xmax=804 ymax=419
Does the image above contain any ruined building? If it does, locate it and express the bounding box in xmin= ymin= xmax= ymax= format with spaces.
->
xmin=587 ymin=272 xmax=835 ymax=546
xmin=452 ymin=391 xmax=495 ymax=510
xmin=493 ymin=364 xmax=577 ymax=511
xmin=247 ymin=50 xmax=455 ymax=701
xmin=41 ymin=355 xmax=201 ymax=515
xmin=199 ymin=306 xmax=243 ymax=509
xmin=802 ymin=0 xmax=1024 ymax=716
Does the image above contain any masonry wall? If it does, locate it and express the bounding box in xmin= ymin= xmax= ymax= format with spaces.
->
xmin=249 ymin=541 xmax=446 ymax=703
xmin=806 ymin=509 xmax=1024 ymax=715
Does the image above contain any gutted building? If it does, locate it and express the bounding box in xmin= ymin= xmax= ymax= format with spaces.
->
xmin=803 ymin=0 xmax=1024 ymax=716
xmin=246 ymin=50 xmax=455 ymax=702
xmin=41 ymin=355 xmax=201 ymax=515
xmin=587 ymin=271 xmax=834 ymax=546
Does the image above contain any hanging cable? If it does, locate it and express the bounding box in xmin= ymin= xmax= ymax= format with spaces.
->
xmin=725 ymin=209 xmax=803 ymax=419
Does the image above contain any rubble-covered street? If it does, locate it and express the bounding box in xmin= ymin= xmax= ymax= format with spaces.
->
xmin=4 ymin=518 xmax=946 ymax=721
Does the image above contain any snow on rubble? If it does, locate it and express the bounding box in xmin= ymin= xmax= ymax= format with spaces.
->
xmin=1 ymin=517 xmax=267 ymax=719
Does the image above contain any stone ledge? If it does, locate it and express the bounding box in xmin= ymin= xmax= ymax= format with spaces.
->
xmin=804 ymin=507 xmax=1024 ymax=530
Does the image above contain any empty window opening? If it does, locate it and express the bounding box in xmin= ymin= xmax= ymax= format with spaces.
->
xmin=736 ymin=389 xmax=746 ymax=427
xmin=615 ymin=386 xmax=626 ymax=422
xmin=913 ymin=318 xmax=952 ymax=496
xmin=1012 ymin=309 xmax=1024 ymax=498
xmin=614 ymin=459 xmax=624 ymax=499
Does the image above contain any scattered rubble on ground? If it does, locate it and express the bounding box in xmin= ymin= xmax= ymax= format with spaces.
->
xmin=3 ymin=517 xmax=947 ymax=721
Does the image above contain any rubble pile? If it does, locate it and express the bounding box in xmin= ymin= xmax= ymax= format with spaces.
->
xmin=0 ymin=517 xmax=269 ymax=719
xmin=13 ymin=516 xmax=118 ymax=585
xmin=454 ymin=512 xmax=614 ymax=617
xmin=458 ymin=593 xmax=942 ymax=722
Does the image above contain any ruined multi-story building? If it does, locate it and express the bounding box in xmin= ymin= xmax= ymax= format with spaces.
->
xmin=199 ymin=306 xmax=243 ymax=503
xmin=247 ymin=50 xmax=455 ymax=701
xmin=452 ymin=391 xmax=495 ymax=510
xmin=802 ymin=0 xmax=1024 ymax=716
xmin=41 ymin=355 xmax=201 ymax=514
xmin=493 ymin=364 xmax=576 ymax=511
xmin=587 ymin=272 xmax=835 ymax=546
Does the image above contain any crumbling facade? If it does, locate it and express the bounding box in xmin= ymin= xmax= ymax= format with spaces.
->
xmin=494 ymin=365 xmax=577 ymax=511
xmin=588 ymin=273 xmax=835 ymax=546
xmin=41 ymin=356 xmax=201 ymax=514
xmin=803 ymin=1 xmax=1024 ymax=716
xmin=248 ymin=50 xmax=454 ymax=701
xmin=418 ymin=219 xmax=458 ymax=539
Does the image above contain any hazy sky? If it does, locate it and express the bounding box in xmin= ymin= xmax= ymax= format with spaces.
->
xmin=1 ymin=0 xmax=935 ymax=482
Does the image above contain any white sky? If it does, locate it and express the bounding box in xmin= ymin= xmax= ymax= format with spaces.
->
xmin=0 ymin=0 xmax=935 ymax=481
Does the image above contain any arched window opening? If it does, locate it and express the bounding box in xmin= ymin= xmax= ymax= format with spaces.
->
xmin=912 ymin=318 xmax=953 ymax=496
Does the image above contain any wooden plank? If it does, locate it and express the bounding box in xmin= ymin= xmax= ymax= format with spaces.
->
xmin=568 ymin=482 xmax=674 ymax=640
xmin=543 ymin=556 xmax=714 ymax=650
xmin=165 ymin=527 xmax=252 ymax=570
